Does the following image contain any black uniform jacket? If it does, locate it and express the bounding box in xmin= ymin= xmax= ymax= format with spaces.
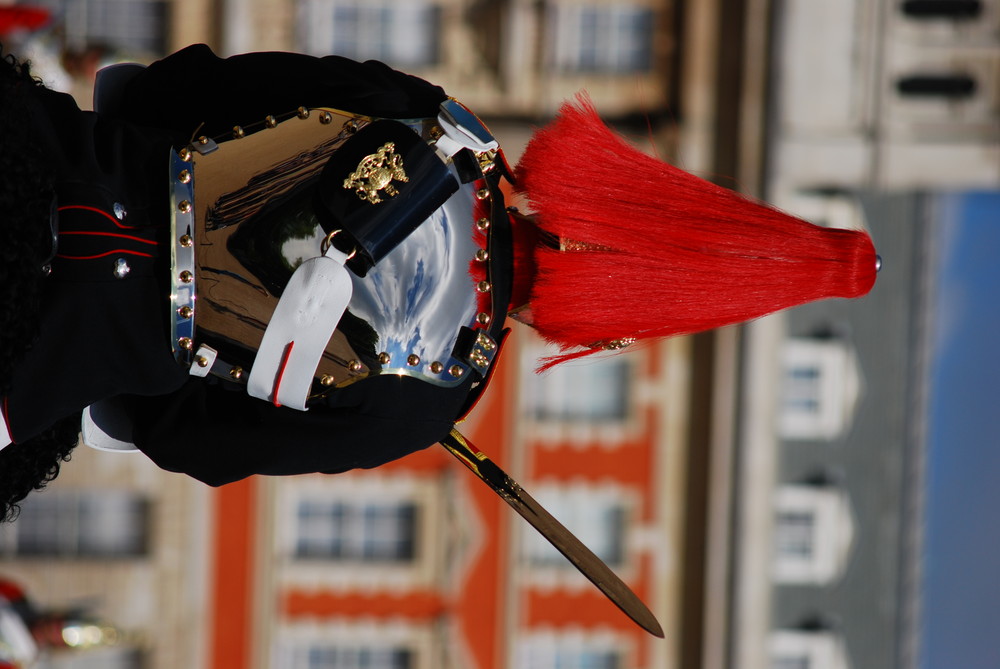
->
xmin=4 ymin=45 xmax=497 ymax=486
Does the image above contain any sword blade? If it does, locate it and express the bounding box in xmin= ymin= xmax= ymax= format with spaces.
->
xmin=441 ymin=428 xmax=664 ymax=638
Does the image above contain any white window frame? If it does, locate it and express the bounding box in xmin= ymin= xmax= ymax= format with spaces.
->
xmin=273 ymin=620 xmax=435 ymax=669
xmin=519 ymin=339 xmax=642 ymax=444
xmin=772 ymin=486 xmax=855 ymax=585
xmin=298 ymin=0 xmax=441 ymax=68
xmin=282 ymin=645 xmax=412 ymax=669
xmin=294 ymin=498 xmax=418 ymax=562
xmin=770 ymin=630 xmax=851 ymax=669
xmin=31 ymin=0 xmax=168 ymax=54
xmin=516 ymin=630 xmax=630 ymax=669
xmin=520 ymin=483 xmax=635 ymax=585
xmin=774 ymin=509 xmax=815 ymax=560
xmin=547 ymin=4 xmax=655 ymax=74
xmin=40 ymin=646 xmax=146 ymax=669
xmin=778 ymin=339 xmax=862 ymax=441
xmin=0 ymin=489 xmax=148 ymax=558
xmin=274 ymin=475 xmax=445 ymax=590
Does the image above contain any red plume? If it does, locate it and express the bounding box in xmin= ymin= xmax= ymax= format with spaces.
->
xmin=513 ymin=97 xmax=877 ymax=369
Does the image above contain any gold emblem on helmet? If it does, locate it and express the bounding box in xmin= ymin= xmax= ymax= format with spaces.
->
xmin=343 ymin=142 xmax=409 ymax=204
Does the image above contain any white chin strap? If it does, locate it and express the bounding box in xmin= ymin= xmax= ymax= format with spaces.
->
xmin=246 ymin=243 xmax=354 ymax=411
xmin=0 ymin=404 xmax=140 ymax=454
xmin=81 ymin=403 xmax=139 ymax=453
xmin=0 ymin=408 xmax=11 ymax=452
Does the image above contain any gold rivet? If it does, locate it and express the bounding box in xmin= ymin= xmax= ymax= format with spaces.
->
xmin=348 ymin=360 xmax=363 ymax=373
xmin=198 ymin=136 xmax=209 ymax=145
xmin=475 ymin=188 xmax=490 ymax=200
xmin=178 ymin=169 xmax=191 ymax=184
xmin=178 ymin=305 xmax=193 ymax=319
xmin=230 ymin=366 xmax=244 ymax=380
xmin=233 ymin=126 xmax=245 ymax=139
xmin=179 ymin=234 xmax=193 ymax=247
xmin=449 ymin=365 xmax=465 ymax=378
xmin=477 ymin=312 xmax=491 ymax=325
xmin=196 ymin=356 xmax=209 ymax=368
xmin=320 ymin=374 xmax=335 ymax=386
xmin=475 ymin=249 xmax=489 ymax=262
xmin=378 ymin=352 xmax=391 ymax=364
xmin=319 ymin=111 xmax=333 ymax=124
xmin=178 ymin=200 xmax=192 ymax=214
xmin=297 ymin=106 xmax=310 ymax=119
xmin=476 ymin=217 xmax=490 ymax=231
xmin=180 ymin=270 xmax=193 ymax=283
xmin=477 ymin=281 xmax=491 ymax=293
xmin=407 ymin=354 xmax=420 ymax=366
xmin=265 ymin=115 xmax=277 ymax=128
xmin=429 ymin=125 xmax=443 ymax=140
xmin=179 ymin=147 xmax=192 ymax=162
xmin=430 ymin=361 xmax=444 ymax=374
xmin=344 ymin=119 xmax=359 ymax=133
xmin=178 ymin=337 xmax=193 ymax=350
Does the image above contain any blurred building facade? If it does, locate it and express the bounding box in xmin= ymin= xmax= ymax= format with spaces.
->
xmin=715 ymin=3 xmax=997 ymax=669
xmin=1 ymin=1 xmax=694 ymax=669
xmin=763 ymin=200 xmax=933 ymax=669
xmin=0 ymin=446 xmax=213 ymax=668
xmin=3 ymin=0 xmax=987 ymax=667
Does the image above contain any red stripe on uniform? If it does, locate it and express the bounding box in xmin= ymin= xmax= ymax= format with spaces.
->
xmin=59 ymin=230 xmax=158 ymax=245
xmin=57 ymin=204 xmax=140 ymax=229
xmin=57 ymin=249 xmax=155 ymax=260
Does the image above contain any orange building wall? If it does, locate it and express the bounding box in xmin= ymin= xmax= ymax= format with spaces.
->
xmin=206 ymin=357 xmax=516 ymax=669
xmin=206 ymin=338 xmax=668 ymax=669
xmin=520 ymin=343 xmax=665 ymax=669
xmin=209 ymin=478 xmax=257 ymax=669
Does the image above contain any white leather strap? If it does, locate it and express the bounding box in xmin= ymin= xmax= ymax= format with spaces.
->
xmin=81 ymin=401 xmax=139 ymax=453
xmin=247 ymin=246 xmax=353 ymax=411
xmin=189 ymin=344 xmax=218 ymax=377
xmin=0 ymin=407 xmax=10 ymax=453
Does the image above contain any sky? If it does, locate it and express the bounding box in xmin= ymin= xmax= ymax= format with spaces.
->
xmin=921 ymin=192 xmax=1000 ymax=669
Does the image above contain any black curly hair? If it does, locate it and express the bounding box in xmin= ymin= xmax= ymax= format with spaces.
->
xmin=1 ymin=414 xmax=81 ymax=522
xmin=0 ymin=47 xmax=52 ymax=389
xmin=0 ymin=46 xmax=81 ymax=522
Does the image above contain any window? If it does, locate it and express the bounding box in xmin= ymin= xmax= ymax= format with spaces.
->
xmin=284 ymin=645 xmax=412 ymax=669
xmin=783 ymin=364 xmax=823 ymax=416
xmin=773 ymin=657 xmax=811 ymax=669
xmin=295 ymin=500 xmax=417 ymax=562
xmin=774 ymin=511 xmax=815 ymax=559
xmin=27 ymin=0 xmax=168 ymax=54
xmin=275 ymin=477 xmax=442 ymax=589
xmin=517 ymin=632 xmax=625 ymax=669
xmin=548 ymin=5 xmax=654 ymax=73
xmin=901 ymin=1 xmax=982 ymax=19
xmin=521 ymin=351 xmax=632 ymax=424
xmin=896 ymin=74 xmax=978 ymax=99
xmin=273 ymin=620 xmax=432 ymax=669
xmin=45 ymin=647 xmax=146 ymax=669
xmin=299 ymin=0 xmax=441 ymax=68
xmin=770 ymin=630 xmax=850 ymax=669
xmin=0 ymin=490 xmax=148 ymax=558
xmin=519 ymin=337 xmax=645 ymax=443
xmin=521 ymin=486 xmax=628 ymax=568
xmin=778 ymin=338 xmax=861 ymax=441
xmin=772 ymin=486 xmax=854 ymax=585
